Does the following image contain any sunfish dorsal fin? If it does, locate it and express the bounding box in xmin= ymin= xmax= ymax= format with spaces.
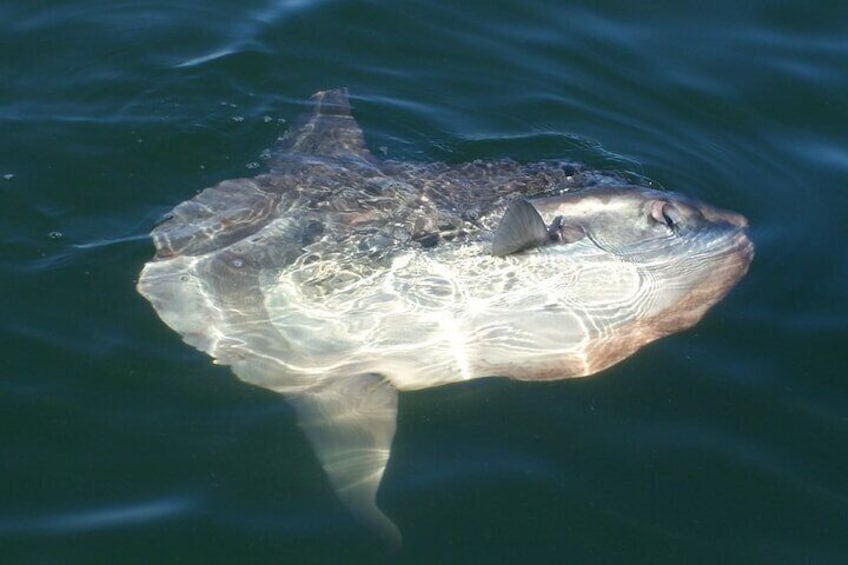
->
xmin=271 ymin=88 xmax=375 ymax=167
xmin=492 ymin=198 xmax=550 ymax=257
xmin=288 ymin=374 xmax=401 ymax=550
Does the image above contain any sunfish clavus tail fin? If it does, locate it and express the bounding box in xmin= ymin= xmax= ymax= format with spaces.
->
xmin=288 ymin=373 xmax=401 ymax=550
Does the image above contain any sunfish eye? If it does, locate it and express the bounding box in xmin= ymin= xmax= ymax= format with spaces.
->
xmin=649 ymin=199 xmax=676 ymax=230
xmin=648 ymin=199 xmax=691 ymax=231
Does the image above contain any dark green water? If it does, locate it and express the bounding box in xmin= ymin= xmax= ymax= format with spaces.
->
xmin=2 ymin=1 xmax=846 ymax=563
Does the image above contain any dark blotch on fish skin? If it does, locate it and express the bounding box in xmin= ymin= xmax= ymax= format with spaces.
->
xmin=413 ymin=233 xmax=439 ymax=248
xmin=301 ymin=220 xmax=324 ymax=244
xmin=461 ymin=208 xmax=480 ymax=222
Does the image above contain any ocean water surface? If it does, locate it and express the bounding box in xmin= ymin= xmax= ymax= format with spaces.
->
xmin=2 ymin=1 xmax=846 ymax=563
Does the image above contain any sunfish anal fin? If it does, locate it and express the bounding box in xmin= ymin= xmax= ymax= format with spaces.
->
xmin=492 ymin=198 xmax=550 ymax=257
xmin=288 ymin=374 xmax=401 ymax=551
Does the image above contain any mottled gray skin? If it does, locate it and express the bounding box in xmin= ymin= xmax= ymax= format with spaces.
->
xmin=138 ymin=89 xmax=754 ymax=548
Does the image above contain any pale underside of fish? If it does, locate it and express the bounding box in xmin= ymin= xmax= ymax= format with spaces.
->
xmin=138 ymin=88 xmax=754 ymax=549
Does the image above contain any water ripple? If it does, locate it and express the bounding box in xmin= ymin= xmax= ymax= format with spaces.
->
xmin=0 ymin=494 xmax=196 ymax=536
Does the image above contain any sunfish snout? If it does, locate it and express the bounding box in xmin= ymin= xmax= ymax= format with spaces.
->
xmin=695 ymin=199 xmax=749 ymax=229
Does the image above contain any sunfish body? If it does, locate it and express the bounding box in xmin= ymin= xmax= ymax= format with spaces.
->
xmin=138 ymin=89 xmax=754 ymax=547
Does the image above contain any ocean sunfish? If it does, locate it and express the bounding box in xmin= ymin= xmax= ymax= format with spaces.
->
xmin=137 ymin=89 xmax=754 ymax=548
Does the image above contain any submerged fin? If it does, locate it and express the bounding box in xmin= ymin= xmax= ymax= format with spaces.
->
xmin=288 ymin=374 xmax=401 ymax=550
xmin=271 ymin=88 xmax=375 ymax=166
xmin=492 ymin=198 xmax=550 ymax=257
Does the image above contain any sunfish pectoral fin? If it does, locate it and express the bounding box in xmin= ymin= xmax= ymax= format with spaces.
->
xmin=492 ymin=198 xmax=550 ymax=257
xmin=288 ymin=374 xmax=401 ymax=551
